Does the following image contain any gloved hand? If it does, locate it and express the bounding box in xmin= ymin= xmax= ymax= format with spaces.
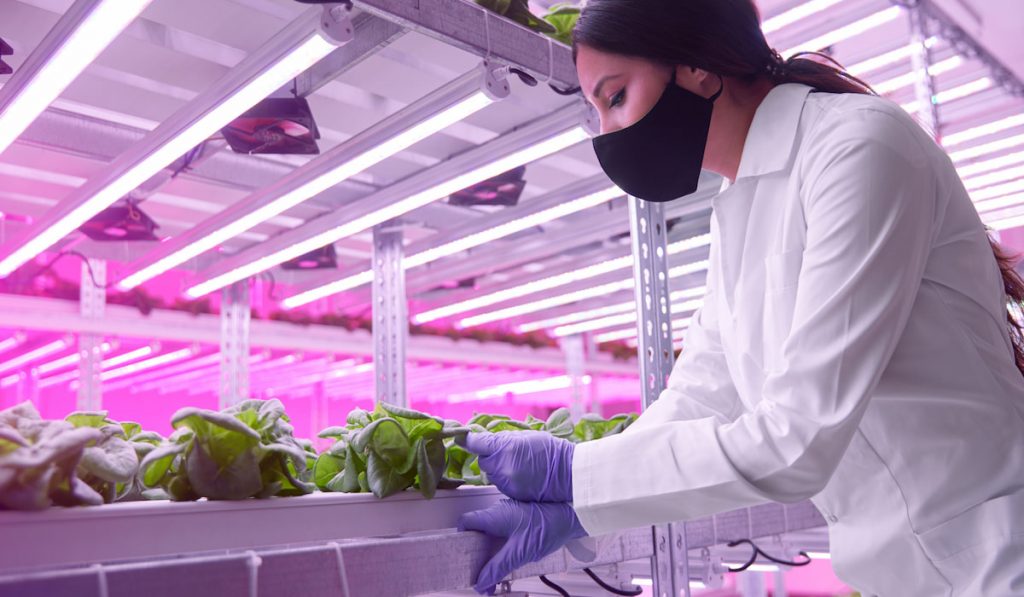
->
xmin=458 ymin=431 xmax=574 ymax=502
xmin=459 ymin=499 xmax=587 ymax=595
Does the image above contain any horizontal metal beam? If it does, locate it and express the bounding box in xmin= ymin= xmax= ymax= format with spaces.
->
xmin=0 ymin=294 xmax=637 ymax=375
xmin=353 ymin=0 xmax=579 ymax=88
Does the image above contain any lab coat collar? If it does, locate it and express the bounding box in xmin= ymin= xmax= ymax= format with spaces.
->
xmin=734 ymin=84 xmax=813 ymax=181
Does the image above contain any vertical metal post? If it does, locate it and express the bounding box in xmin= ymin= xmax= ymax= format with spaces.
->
xmin=908 ymin=1 xmax=940 ymax=139
xmin=219 ymin=281 xmax=251 ymax=409
xmin=562 ymin=333 xmax=587 ymax=420
xmin=629 ymin=197 xmax=690 ymax=597
xmin=312 ymin=379 xmax=329 ymax=439
xmin=373 ymin=224 xmax=408 ymax=407
xmin=78 ymin=259 xmax=105 ymax=411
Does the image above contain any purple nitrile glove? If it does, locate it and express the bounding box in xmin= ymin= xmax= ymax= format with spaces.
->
xmin=459 ymin=431 xmax=574 ymax=502
xmin=459 ymin=499 xmax=587 ymax=595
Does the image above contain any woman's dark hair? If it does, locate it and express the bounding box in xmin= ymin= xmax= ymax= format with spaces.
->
xmin=573 ymin=0 xmax=1024 ymax=377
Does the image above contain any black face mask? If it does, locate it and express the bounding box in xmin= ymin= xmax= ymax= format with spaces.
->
xmin=593 ymin=73 xmax=723 ymax=202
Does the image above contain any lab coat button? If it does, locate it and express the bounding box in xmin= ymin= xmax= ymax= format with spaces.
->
xmin=828 ymin=514 xmax=839 ymax=524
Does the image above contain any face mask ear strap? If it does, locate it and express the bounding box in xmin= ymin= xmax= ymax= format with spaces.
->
xmin=709 ymin=74 xmax=724 ymax=102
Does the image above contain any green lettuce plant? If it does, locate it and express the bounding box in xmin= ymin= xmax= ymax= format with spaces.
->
xmin=139 ymin=399 xmax=314 ymax=501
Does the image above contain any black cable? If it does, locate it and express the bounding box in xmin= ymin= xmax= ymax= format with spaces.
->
xmin=509 ymin=67 xmax=539 ymax=87
xmin=582 ymin=567 xmax=643 ymax=596
xmin=39 ymin=250 xmax=115 ymax=289
xmin=725 ymin=539 xmax=812 ymax=573
xmin=538 ymin=574 xmax=571 ymax=597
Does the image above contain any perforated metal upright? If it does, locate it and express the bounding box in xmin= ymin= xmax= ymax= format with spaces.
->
xmin=561 ymin=333 xmax=587 ymax=420
xmin=906 ymin=0 xmax=940 ymax=138
xmin=629 ymin=197 xmax=691 ymax=597
xmin=77 ymin=259 xmax=106 ymax=411
xmin=219 ymin=281 xmax=251 ymax=409
xmin=373 ymin=223 xmax=408 ymax=407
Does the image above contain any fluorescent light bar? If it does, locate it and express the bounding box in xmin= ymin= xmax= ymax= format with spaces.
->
xmin=105 ymin=352 xmax=222 ymax=391
xmin=782 ymin=6 xmax=902 ymax=57
xmin=762 ymin=0 xmax=843 ymax=34
xmin=460 ymin=279 xmax=636 ymax=328
xmin=964 ymin=166 xmax=1024 ymax=192
xmin=415 ymin=233 xmax=711 ymax=325
xmin=517 ymin=286 xmax=706 ymax=333
xmin=552 ymin=298 xmax=703 ymax=337
xmin=36 ymin=341 xmax=112 ymax=375
xmin=974 ymin=193 xmax=1024 ymax=214
xmin=901 ymin=77 xmax=992 ymax=113
xmin=0 ymin=10 xmax=341 ymax=277
xmin=280 ymin=185 xmax=624 ymax=309
xmin=0 ymin=334 xmax=26 ymax=357
xmin=450 ymin=374 xmax=592 ymax=402
xmin=987 ymin=212 xmax=1024 ymax=231
xmin=724 ymin=563 xmax=781 ymax=573
xmin=873 ymin=56 xmax=963 ymax=95
xmin=631 ymin=578 xmax=653 ymax=587
xmin=0 ymin=339 xmax=69 ymax=375
xmin=973 ymin=178 xmax=1024 ymax=202
xmin=944 ymin=114 xmax=1024 ymax=148
xmin=951 ymin=133 xmax=1024 ymax=164
xmin=100 ymin=348 xmax=194 ymax=382
xmin=958 ymin=151 xmax=1024 ymax=178
xmin=118 ymin=82 xmax=496 ymax=290
xmin=0 ymin=0 xmax=153 ymax=157
xmin=186 ymin=126 xmax=591 ymax=298
xmin=807 ymin=551 xmax=832 ymax=560
xmin=846 ymin=38 xmax=938 ymax=77
xmin=455 ymin=261 xmax=709 ymax=328
xmin=101 ymin=345 xmax=154 ymax=370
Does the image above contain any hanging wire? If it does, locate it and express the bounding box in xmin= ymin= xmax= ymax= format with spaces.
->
xmin=538 ymin=574 xmax=571 ymax=597
xmin=725 ymin=539 xmax=812 ymax=573
xmin=37 ymin=250 xmax=114 ymax=289
xmin=582 ymin=567 xmax=643 ymax=596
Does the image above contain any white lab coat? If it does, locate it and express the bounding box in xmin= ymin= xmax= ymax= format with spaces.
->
xmin=572 ymin=84 xmax=1024 ymax=596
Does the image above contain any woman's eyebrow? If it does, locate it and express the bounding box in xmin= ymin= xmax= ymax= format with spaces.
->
xmin=591 ymin=73 xmax=624 ymax=100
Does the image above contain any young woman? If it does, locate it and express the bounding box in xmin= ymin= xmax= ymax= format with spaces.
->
xmin=456 ymin=0 xmax=1024 ymax=595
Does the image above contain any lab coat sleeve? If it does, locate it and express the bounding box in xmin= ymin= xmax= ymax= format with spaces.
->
xmin=573 ymin=108 xmax=938 ymax=535
xmin=625 ymin=288 xmax=744 ymax=434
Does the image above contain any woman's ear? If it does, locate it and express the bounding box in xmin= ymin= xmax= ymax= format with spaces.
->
xmin=673 ymin=65 xmax=710 ymax=95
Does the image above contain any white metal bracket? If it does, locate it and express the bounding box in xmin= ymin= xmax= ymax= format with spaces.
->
xmin=219 ymin=281 xmax=251 ymax=408
xmin=373 ymin=222 xmax=408 ymax=407
xmin=481 ymin=59 xmax=512 ymax=101
xmin=78 ymin=258 xmax=106 ymax=411
xmin=319 ymin=4 xmax=356 ymax=45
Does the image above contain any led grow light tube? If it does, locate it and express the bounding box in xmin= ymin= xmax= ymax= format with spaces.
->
xmin=0 ymin=339 xmax=69 ymax=375
xmin=958 ymin=151 xmax=1024 ymax=179
xmin=781 ymin=6 xmax=902 ymax=57
xmin=761 ymin=0 xmax=844 ymax=34
xmin=873 ymin=55 xmax=963 ymax=95
xmin=901 ymin=77 xmax=992 ymax=113
xmin=950 ymin=134 xmax=1024 ymax=164
xmin=0 ymin=8 xmax=344 ymax=277
xmin=552 ymin=298 xmax=704 ymax=337
xmin=974 ymin=194 xmax=1024 ymax=214
xmin=846 ymin=38 xmax=938 ymax=77
xmin=517 ymin=286 xmax=707 ymax=333
xmin=0 ymin=0 xmax=153 ymax=157
xmin=449 ymin=374 xmax=592 ymax=402
xmin=117 ymin=68 xmax=501 ymax=290
xmin=36 ymin=341 xmax=113 ymax=375
xmin=964 ymin=165 xmax=1024 ymax=192
xmin=281 ymin=184 xmax=625 ymax=309
xmin=100 ymin=347 xmax=194 ymax=382
xmin=454 ymin=260 xmax=709 ymax=329
xmin=944 ymin=114 xmax=1024 ymax=148
xmin=0 ymin=334 xmax=26 ymax=357
xmin=985 ymin=212 xmax=1024 ymax=231
xmin=414 ymin=233 xmax=711 ymax=325
xmin=973 ymin=178 xmax=1024 ymax=203
xmin=107 ymin=352 xmax=222 ymax=392
xmin=186 ymin=116 xmax=591 ymax=298
xmin=101 ymin=345 xmax=154 ymax=370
